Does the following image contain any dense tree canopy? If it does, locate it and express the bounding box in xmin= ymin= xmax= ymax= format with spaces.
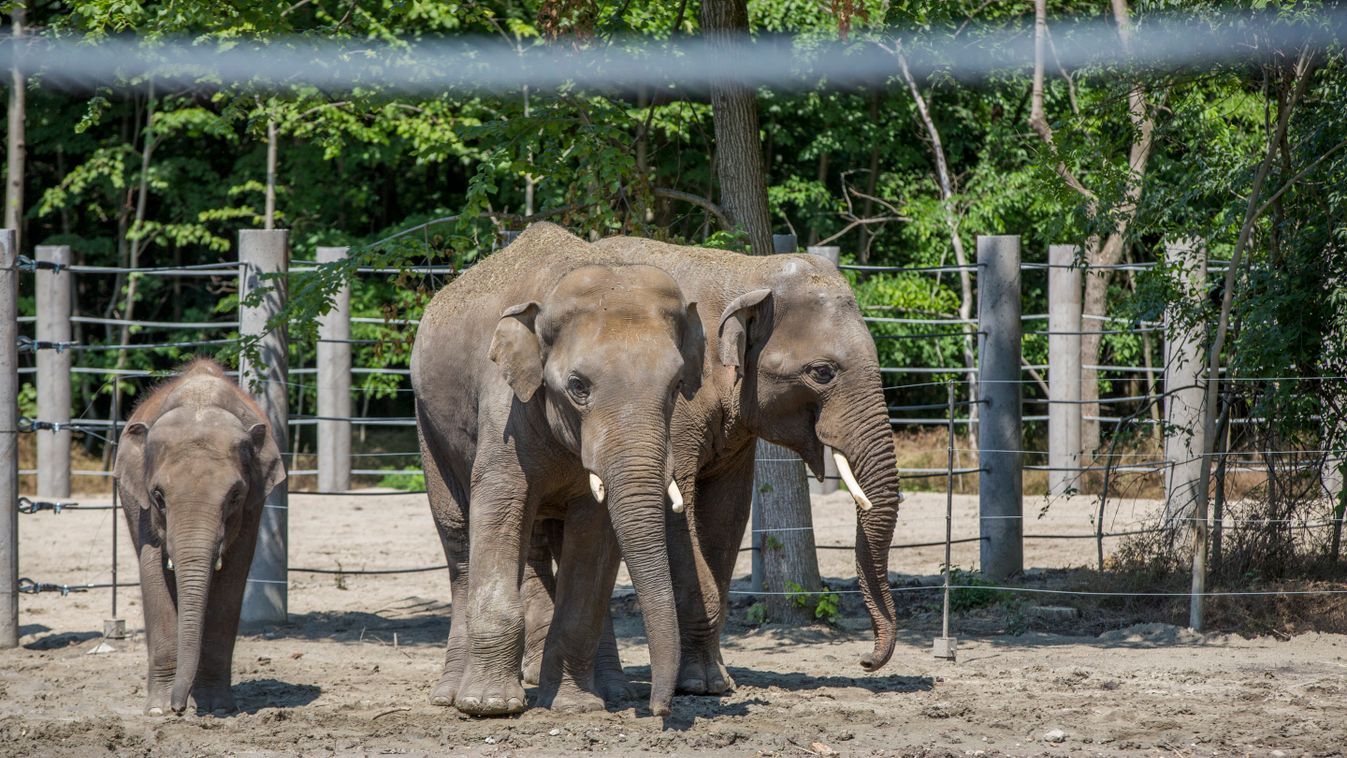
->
xmin=4 ymin=1 xmax=1343 ymax=516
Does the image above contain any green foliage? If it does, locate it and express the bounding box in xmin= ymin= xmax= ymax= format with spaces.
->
xmin=745 ymin=602 xmax=767 ymax=625
xmin=943 ymin=567 xmax=1009 ymax=612
xmin=376 ymin=468 xmax=426 ymax=492
xmin=8 ymin=0 xmax=1344 ymax=495
xmin=785 ymin=581 xmax=842 ymax=624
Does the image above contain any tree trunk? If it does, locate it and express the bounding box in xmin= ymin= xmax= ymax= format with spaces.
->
xmin=1029 ymin=0 xmax=1155 ymax=460
xmin=5 ymin=3 xmax=26 ymax=246
xmin=698 ymin=0 xmax=822 ymax=622
xmin=264 ymin=118 xmax=278 ymax=229
xmin=897 ymin=49 xmax=978 ymax=443
xmin=700 ymin=0 xmax=772 ymax=256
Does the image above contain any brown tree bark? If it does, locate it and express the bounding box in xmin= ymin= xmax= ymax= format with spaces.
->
xmin=700 ymin=0 xmax=773 ymax=255
xmin=699 ymin=0 xmax=822 ymax=623
xmin=1029 ymin=0 xmax=1155 ymax=460
xmin=896 ymin=48 xmax=978 ymax=441
xmin=5 ymin=3 xmax=26 ymax=246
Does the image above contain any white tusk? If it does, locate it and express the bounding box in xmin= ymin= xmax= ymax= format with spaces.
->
xmin=668 ymin=480 xmax=685 ymax=513
xmin=833 ymin=451 xmax=873 ymax=511
xmin=166 ymin=558 xmax=174 ymax=571
xmin=215 ymin=555 xmax=223 ymax=572
xmin=589 ymin=472 xmax=606 ymax=504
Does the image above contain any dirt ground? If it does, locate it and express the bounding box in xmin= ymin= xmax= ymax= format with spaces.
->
xmin=3 ymin=489 xmax=1346 ymax=756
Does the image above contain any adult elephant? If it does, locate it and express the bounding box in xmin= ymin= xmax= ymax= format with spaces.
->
xmin=411 ymin=224 xmax=702 ymax=717
xmin=583 ymin=235 xmax=904 ymax=694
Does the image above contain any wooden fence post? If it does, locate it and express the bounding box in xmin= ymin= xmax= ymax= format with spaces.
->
xmin=1163 ymin=238 xmax=1208 ymax=523
xmin=316 ymin=246 xmax=351 ymax=493
xmin=977 ymin=235 xmax=1023 ymax=580
xmin=1 ymin=229 xmax=19 ymax=648
xmin=1047 ymin=244 xmax=1082 ymax=496
xmin=754 ymin=234 xmax=823 ymax=621
xmin=806 ymin=244 xmax=841 ymax=496
xmin=35 ymin=245 xmax=71 ymax=498
xmin=239 ymin=229 xmax=289 ymax=626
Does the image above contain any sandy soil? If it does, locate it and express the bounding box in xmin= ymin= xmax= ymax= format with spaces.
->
xmin=3 ymin=490 xmax=1345 ymax=756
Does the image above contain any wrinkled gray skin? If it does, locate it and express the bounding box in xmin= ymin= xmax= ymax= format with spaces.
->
xmin=115 ymin=359 xmax=285 ymax=716
xmin=411 ymin=224 xmax=702 ymax=717
xmin=522 ymin=232 xmax=903 ymax=695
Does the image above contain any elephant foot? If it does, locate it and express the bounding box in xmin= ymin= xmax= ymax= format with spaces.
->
xmin=144 ymin=688 xmax=171 ymax=717
xmin=596 ymin=663 xmax=636 ymax=703
xmin=429 ymin=668 xmax=460 ymax=707
xmin=536 ymin=672 xmax=606 ymax=713
xmin=521 ymin=656 xmax=542 ymax=687
xmin=546 ymin=685 xmax=605 ymax=713
xmin=454 ymin=666 xmax=527 ymax=716
xmin=676 ymin=647 xmax=734 ymax=695
xmin=191 ymin=684 xmax=237 ymax=716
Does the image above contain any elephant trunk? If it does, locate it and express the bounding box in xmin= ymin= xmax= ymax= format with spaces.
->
xmin=600 ymin=437 xmax=680 ymax=717
xmin=832 ymin=391 xmax=901 ymax=673
xmin=170 ymin=534 xmax=216 ymax=713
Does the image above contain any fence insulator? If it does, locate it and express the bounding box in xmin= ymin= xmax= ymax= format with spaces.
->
xmin=16 ymin=336 xmax=79 ymax=353
xmin=14 ymin=255 xmax=67 ymax=273
xmin=17 ymin=578 xmax=88 ymax=596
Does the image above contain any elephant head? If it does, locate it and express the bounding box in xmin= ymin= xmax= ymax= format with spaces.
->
xmin=115 ymin=405 xmax=284 ymax=714
xmin=719 ymin=254 xmax=902 ymax=672
xmin=489 ymin=263 xmax=703 ymax=715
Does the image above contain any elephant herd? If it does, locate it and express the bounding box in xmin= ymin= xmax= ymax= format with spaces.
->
xmin=113 ymin=222 xmax=905 ymax=718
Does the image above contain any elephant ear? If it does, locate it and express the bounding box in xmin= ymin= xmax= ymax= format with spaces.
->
xmin=679 ymin=302 xmax=706 ymax=399
xmin=488 ymin=301 xmax=544 ymax=403
xmin=717 ymin=288 xmax=773 ymax=377
xmin=248 ymin=423 xmax=287 ymax=499
xmin=113 ymin=422 xmax=152 ymax=511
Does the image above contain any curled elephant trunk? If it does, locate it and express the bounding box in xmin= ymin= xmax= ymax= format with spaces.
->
xmin=170 ymin=546 xmax=215 ymax=713
xmin=600 ymin=441 xmax=680 ymax=716
xmin=830 ymin=398 xmax=901 ymax=673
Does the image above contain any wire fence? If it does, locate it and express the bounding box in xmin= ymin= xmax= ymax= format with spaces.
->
xmin=6 ymin=234 xmax=1344 ymax=635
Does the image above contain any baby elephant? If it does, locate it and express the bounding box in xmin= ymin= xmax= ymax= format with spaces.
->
xmin=114 ymin=358 xmax=285 ymax=716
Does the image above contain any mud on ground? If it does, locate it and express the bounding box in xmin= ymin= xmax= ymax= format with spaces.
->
xmin=2 ymin=491 xmax=1345 ymax=756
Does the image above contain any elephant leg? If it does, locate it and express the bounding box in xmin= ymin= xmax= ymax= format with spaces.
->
xmin=535 ymin=496 xmax=622 ymax=712
xmin=421 ymin=431 xmax=471 ymax=708
xmin=192 ymin=513 xmax=260 ymax=715
xmin=521 ymin=518 xmax=562 ymax=686
xmin=127 ymin=508 xmax=177 ymax=716
xmin=454 ymin=474 xmax=533 ymax=717
xmin=595 ymin=610 xmax=634 ymax=703
xmin=678 ymin=448 xmax=755 ymax=695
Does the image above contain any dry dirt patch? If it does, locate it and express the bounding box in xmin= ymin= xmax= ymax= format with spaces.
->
xmin=2 ymin=491 xmax=1344 ymax=755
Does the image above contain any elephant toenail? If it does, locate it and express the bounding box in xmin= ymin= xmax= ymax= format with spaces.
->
xmin=146 ymin=707 xmax=163 ymax=716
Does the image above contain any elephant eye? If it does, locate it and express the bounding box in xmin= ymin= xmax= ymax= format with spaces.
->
xmin=806 ymin=362 xmax=837 ymax=385
xmin=151 ymin=488 xmax=166 ymax=510
xmin=567 ymin=374 xmax=590 ymax=404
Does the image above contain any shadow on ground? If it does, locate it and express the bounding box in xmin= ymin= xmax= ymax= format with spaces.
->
xmin=234 ymin=678 xmax=323 ymax=713
xmin=245 ymin=601 xmax=450 ymax=647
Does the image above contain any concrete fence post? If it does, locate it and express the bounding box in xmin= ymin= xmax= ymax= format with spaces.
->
xmin=239 ymin=229 xmax=290 ymax=627
xmin=35 ymin=245 xmax=71 ymax=499
xmin=1163 ymin=238 xmax=1208 ymax=523
xmin=1 ymin=229 xmax=19 ymax=648
xmin=1047 ymin=244 xmax=1082 ymax=496
xmin=316 ymin=246 xmax=351 ymax=493
xmin=977 ymin=235 xmax=1023 ymax=580
xmin=806 ymin=244 xmax=841 ymax=496
xmin=753 ymin=234 xmax=823 ymax=623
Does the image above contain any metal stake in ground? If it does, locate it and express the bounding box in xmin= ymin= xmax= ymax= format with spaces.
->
xmin=933 ymin=379 xmax=957 ymax=661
